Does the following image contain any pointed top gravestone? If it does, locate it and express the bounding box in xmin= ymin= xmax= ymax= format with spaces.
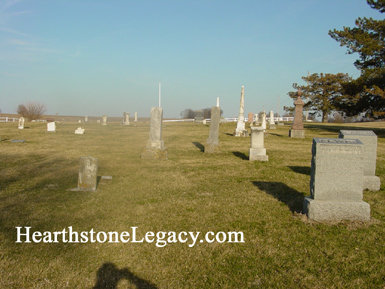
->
xmin=234 ymin=86 xmax=248 ymax=137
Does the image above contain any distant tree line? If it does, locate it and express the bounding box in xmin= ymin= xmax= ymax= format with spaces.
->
xmin=285 ymin=0 xmax=384 ymax=122
xmin=180 ymin=108 xmax=223 ymax=119
xmin=17 ymin=102 xmax=46 ymax=121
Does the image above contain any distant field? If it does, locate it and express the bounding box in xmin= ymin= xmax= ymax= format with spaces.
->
xmin=0 ymin=120 xmax=384 ymax=288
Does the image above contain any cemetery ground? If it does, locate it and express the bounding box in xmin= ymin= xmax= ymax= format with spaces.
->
xmin=0 ymin=120 xmax=384 ymax=289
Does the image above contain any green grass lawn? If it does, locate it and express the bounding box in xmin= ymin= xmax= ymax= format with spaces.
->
xmin=0 ymin=120 xmax=384 ymax=288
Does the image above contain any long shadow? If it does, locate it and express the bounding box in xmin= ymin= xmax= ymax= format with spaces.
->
xmin=232 ymin=151 xmax=248 ymax=160
xmin=252 ymin=181 xmax=305 ymax=213
xmin=305 ymin=123 xmax=385 ymax=138
xmin=93 ymin=262 xmax=157 ymax=289
xmin=288 ymin=166 xmax=311 ymax=176
xmin=268 ymin=133 xmax=284 ymax=138
xmin=223 ymin=132 xmax=234 ymax=136
xmin=192 ymin=142 xmax=204 ymax=152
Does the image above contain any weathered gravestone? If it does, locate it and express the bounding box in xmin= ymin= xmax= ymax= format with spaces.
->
xmin=289 ymin=89 xmax=305 ymax=138
xmin=254 ymin=114 xmax=259 ymax=126
xmin=269 ymin=111 xmax=276 ymax=129
xmin=248 ymin=112 xmax=254 ymax=123
xmin=249 ymin=127 xmax=268 ymax=161
xmin=141 ymin=107 xmax=168 ymax=159
xmin=75 ymin=127 xmax=85 ymax=134
xmin=339 ymin=130 xmax=380 ymax=191
xmin=205 ymin=106 xmax=221 ymax=153
xmin=261 ymin=111 xmax=267 ymax=130
xmin=102 ymin=115 xmax=107 ymax=126
xmin=123 ymin=112 xmax=130 ymax=125
xmin=77 ymin=156 xmax=98 ymax=191
xmin=84 ymin=115 xmax=88 ymax=123
xmin=194 ymin=110 xmax=204 ymax=123
xmin=234 ymin=86 xmax=248 ymax=137
xmin=47 ymin=122 xmax=56 ymax=132
xmin=303 ymin=138 xmax=370 ymax=222
xmin=134 ymin=112 xmax=138 ymax=122
xmin=18 ymin=117 xmax=25 ymax=129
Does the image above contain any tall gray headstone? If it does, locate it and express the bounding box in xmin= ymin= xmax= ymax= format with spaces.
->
xmin=303 ymin=138 xmax=370 ymax=222
xmin=205 ymin=106 xmax=221 ymax=153
xmin=289 ymin=89 xmax=305 ymax=138
xmin=123 ymin=112 xmax=130 ymax=125
xmin=84 ymin=116 xmax=88 ymax=123
xmin=77 ymin=156 xmax=98 ymax=191
xmin=141 ymin=107 xmax=168 ymax=159
xmin=339 ymin=130 xmax=380 ymax=191
xmin=102 ymin=115 xmax=107 ymax=126
xmin=261 ymin=112 xmax=266 ymax=130
xmin=249 ymin=127 xmax=268 ymax=161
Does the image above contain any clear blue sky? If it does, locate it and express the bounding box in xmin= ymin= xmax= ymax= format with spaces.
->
xmin=0 ymin=0 xmax=382 ymax=118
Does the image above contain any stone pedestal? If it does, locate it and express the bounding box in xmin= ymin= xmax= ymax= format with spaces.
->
xmin=289 ymin=129 xmax=305 ymax=138
xmin=77 ymin=156 xmax=98 ymax=191
xmin=339 ymin=130 xmax=380 ymax=191
xmin=141 ymin=107 xmax=168 ymax=160
xmin=303 ymin=138 xmax=370 ymax=222
xmin=205 ymin=106 xmax=221 ymax=153
xmin=249 ymin=127 xmax=268 ymax=161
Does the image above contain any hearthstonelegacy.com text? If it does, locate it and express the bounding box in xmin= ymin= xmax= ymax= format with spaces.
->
xmin=15 ymin=226 xmax=245 ymax=247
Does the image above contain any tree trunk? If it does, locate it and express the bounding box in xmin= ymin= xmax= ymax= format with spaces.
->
xmin=322 ymin=111 xmax=328 ymax=123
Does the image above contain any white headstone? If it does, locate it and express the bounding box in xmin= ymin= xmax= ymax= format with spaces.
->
xmin=47 ymin=122 xmax=56 ymax=132
xmin=18 ymin=117 xmax=25 ymax=129
xmin=75 ymin=127 xmax=85 ymax=135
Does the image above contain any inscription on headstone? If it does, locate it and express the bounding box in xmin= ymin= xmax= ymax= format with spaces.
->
xmin=77 ymin=156 xmax=98 ymax=191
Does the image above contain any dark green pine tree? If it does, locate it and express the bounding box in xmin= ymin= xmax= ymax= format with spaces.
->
xmin=329 ymin=0 xmax=385 ymax=119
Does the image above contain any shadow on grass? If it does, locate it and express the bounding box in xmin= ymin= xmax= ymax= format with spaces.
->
xmin=93 ymin=262 xmax=157 ymax=289
xmin=268 ymin=133 xmax=284 ymax=138
xmin=252 ymin=181 xmax=305 ymax=213
xmin=305 ymin=123 xmax=385 ymax=138
xmin=288 ymin=166 xmax=311 ymax=176
xmin=223 ymin=133 xmax=234 ymax=136
xmin=232 ymin=151 xmax=248 ymax=160
xmin=192 ymin=142 xmax=204 ymax=152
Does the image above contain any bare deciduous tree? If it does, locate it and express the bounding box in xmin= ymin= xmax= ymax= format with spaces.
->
xmin=17 ymin=102 xmax=47 ymax=121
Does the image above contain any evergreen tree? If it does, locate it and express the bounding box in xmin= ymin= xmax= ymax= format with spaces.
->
xmin=329 ymin=0 xmax=385 ymax=118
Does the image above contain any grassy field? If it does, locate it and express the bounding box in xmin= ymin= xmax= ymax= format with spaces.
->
xmin=0 ymin=120 xmax=384 ymax=288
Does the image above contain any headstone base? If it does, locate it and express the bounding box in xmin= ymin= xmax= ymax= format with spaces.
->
xmin=364 ymin=176 xmax=381 ymax=191
xmin=289 ymin=129 xmax=305 ymax=138
xmin=234 ymin=130 xmax=249 ymax=137
xmin=249 ymin=148 xmax=268 ymax=161
xmin=141 ymin=147 xmax=168 ymax=160
xmin=204 ymin=142 xmax=220 ymax=153
xmin=123 ymin=122 xmax=130 ymax=126
xmin=269 ymin=124 xmax=276 ymax=129
xmin=303 ymin=197 xmax=370 ymax=222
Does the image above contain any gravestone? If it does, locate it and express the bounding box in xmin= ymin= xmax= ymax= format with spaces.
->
xmin=77 ymin=156 xmax=98 ymax=191
xmin=339 ymin=130 xmax=380 ymax=191
xmin=18 ymin=117 xmax=25 ymax=129
xmin=269 ymin=111 xmax=276 ymax=129
xmin=205 ymin=106 xmax=221 ymax=153
xmin=249 ymin=127 xmax=268 ymax=161
xmin=102 ymin=115 xmax=107 ymax=126
xmin=261 ymin=112 xmax=267 ymax=130
xmin=254 ymin=114 xmax=259 ymax=126
xmin=134 ymin=112 xmax=138 ymax=122
xmin=248 ymin=112 xmax=254 ymax=123
xmin=85 ymin=116 xmax=88 ymax=123
xmin=194 ymin=110 xmax=204 ymax=123
xmin=234 ymin=86 xmax=248 ymax=137
xmin=303 ymin=138 xmax=370 ymax=222
xmin=78 ymin=120 xmax=82 ymax=123
xmin=123 ymin=112 xmax=130 ymax=125
xmin=47 ymin=122 xmax=56 ymax=132
xmin=75 ymin=127 xmax=85 ymax=134
xmin=141 ymin=107 xmax=168 ymax=159
xmin=289 ymin=89 xmax=305 ymax=138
